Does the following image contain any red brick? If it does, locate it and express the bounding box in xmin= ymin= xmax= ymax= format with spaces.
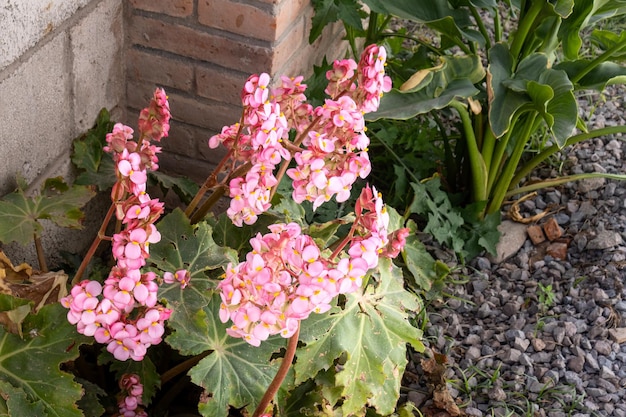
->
xmin=275 ymin=0 xmax=309 ymax=38
xmin=128 ymin=15 xmax=273 ymax=74
xmin=527 ymin=224 xmax=546 ymax=245
xmin=546 ymin=241 xmax=568 ymax=260
xmin=167 ymin=91 xmax=241 ymax=132
xmin=543 ymin=217 xmax=563 ymax=241
xmin=127 ymin=48 xmax=194 ymax=92
xmin=276 ymin=12 xmax=345 ymax=77
xmin=196 ymin=65 xmax=247 ymax=106
xmin=198 ymin=0 xmax=276 ymax=41
xmin=271 ymin=17 xmax=306 ymax=73
xmin=129 ymin=0 xmax=193 ymax=17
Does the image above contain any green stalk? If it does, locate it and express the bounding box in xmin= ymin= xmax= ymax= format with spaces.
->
xmin=494 ymin=5 xmax=502 ymax=43
xmin=449 ymin=100 xmax=487 ymax=203
xmin=511 ymin=126 xmax=626 ymax=186
xmin=509 ymin=0 xmax=543 ymax=67
xmin=365 ymin=11 xmax=379 ymax=46
xmin=570 ymin=38 xmax=626 ymax=84
xmin=506 ymin=172 xmax=626 ymax=198
xmin=486 ymin=113 xmax=537 ymax=215
xmin=480 ymin=125 xmax=498 ymax=174
xmin=485 ymin=120 xmax=516 ymax=194
xmin=469 ymin=4 xmax=492 ymax=50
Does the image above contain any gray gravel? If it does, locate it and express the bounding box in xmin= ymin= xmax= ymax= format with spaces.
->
xmin=404 ymin=87 xmax=626 ymax=416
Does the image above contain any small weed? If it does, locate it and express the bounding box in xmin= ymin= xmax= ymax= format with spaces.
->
xmin=538 ymin=283 xmax=556 ymax=311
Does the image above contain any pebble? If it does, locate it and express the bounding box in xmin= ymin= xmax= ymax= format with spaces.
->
xmin=412 ymin=86 xmax=626 ymax=416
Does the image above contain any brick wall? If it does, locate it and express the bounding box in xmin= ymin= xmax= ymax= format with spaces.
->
xmin=0 ymin=0 xmax=343 ymax=267
xmin=126 ymin=0 xmax=345 ymax=180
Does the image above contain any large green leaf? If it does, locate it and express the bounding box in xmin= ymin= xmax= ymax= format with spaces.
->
xmin=0 ymin=178 xmax=95 ymax=245
xmin=0 ymin=302 xmax=90 ymax=417
xmin=488 ymin=43 xmax=529 ymax=137
xmin=362 ymin=0 xmax=484 ymax=45
xmin=164 ymin=291 xmax=292 ymax=417
xmin=489 ymin=46 xmax=577 ymax=145
xmin=368 ymin=55 xmax=485 ymax=121
xmin=555 ymin=60 xmax=626 ymax=90
xmin=296 ymin=258 xmax=423 ymax=416
xmin=152 ymin=209 xmax=237 ymax=312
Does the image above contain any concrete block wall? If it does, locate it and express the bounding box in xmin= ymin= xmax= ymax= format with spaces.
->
xmin=0 ymin=0 xmax=124 ymax=267
xmin=126 ymin=0 xmax=346 ymax=180
xmin=0 ymin=0 xmax=344 ymax=267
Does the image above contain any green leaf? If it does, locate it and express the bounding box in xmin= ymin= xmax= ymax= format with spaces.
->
xmin=409 ymin=179 xmax=465 ymax=254
xmin=488 ymin=46 xmax=577 ymax=145
xmin=488 ymin=43 xmax=528 ymax=137
xmin=149 ymin=171 xmax=200 ymax=205
xmin=164 ymin=291 xmax=292 ymax=417
xmin=72 ymin=108 xmax=116 ymax=191
xmin=368 ymin=55 xmax=485 ymax=121
xmin=305 ymin=215 xmax=354 ymax=247
xmin=0 ymin=179 xmax=95 ymax=245
xmin=362 ymin=0 xmax=482 ymax=45
xmin=75 ymin=378 xmax=106 ymax=417
xmin=401 ymin=234 xmax=438 ymax=292
xmin=296 ymin=258 xmax=423 ymax=415
xmin=0 ymin=301 xmax=90 ymax=417
xmin=105 ymin=354 xmax=160 ymax=406
xmin=152 ymin=209 xmax=237 ymax=312
xmin=554 ymin=60 xmax=626 ymax=90
xmin=310 ymin=0 xmax=365 ymax=43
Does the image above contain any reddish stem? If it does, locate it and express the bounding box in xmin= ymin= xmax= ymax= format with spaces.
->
xmin=252 ymin=323 xmax=300 ymax=417
xmin=72 ymin=203 xmax=116 ymax=285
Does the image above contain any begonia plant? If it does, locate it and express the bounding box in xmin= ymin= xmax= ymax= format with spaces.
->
xmin=0 ymin=45 xmax=427 ymax=417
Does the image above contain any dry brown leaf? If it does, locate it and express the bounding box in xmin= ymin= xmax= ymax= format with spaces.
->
xmin=507 ymin=192 xmax=550 ymax=224
xmin=0 ymin=250 xmax=33 ymax=283
xmin=433 ymin=388 xmax=462 ymax=416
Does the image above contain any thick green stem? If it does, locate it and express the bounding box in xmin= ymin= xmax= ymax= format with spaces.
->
xmin=510 ymin=126 xmax=626 ymax=186
xmin=253 ymin=323 xmax=300 ymax=417
xmin=486 ymin=113 xmax=537 ymax=215
xmin=73 ymin=203 xmax=116 ymax=285
xmin=509 ymin=0 xmax=543 ymax=67
xmin=449 ymin=100 xmax=487 ymax=203
xmin=486 ymin=121 xmax=516 ymax=195
xmin=34 ymin=233 xmax=48 ymax=273
xmin=480 ymin=126 xmax=497 ymax=174
xmin=365 ymin=11 xmax=379 ymax=46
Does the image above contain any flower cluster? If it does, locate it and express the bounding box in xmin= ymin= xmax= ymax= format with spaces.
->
xmin=218 ymin=185 xmax=400 ymax=346
xmin=209 ymin=74 xmax=291 ymax=226
xmin=62 ymin=88 xmax=180 ymax=361
xmin=209 ymin=44 xmax=392 ymax=224
xmin=114 ymin=374 xmax=147 ymax=417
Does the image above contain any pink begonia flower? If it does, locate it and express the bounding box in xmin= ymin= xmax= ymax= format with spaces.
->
xmin=63 ymin=89 xmax=173 ymax=362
